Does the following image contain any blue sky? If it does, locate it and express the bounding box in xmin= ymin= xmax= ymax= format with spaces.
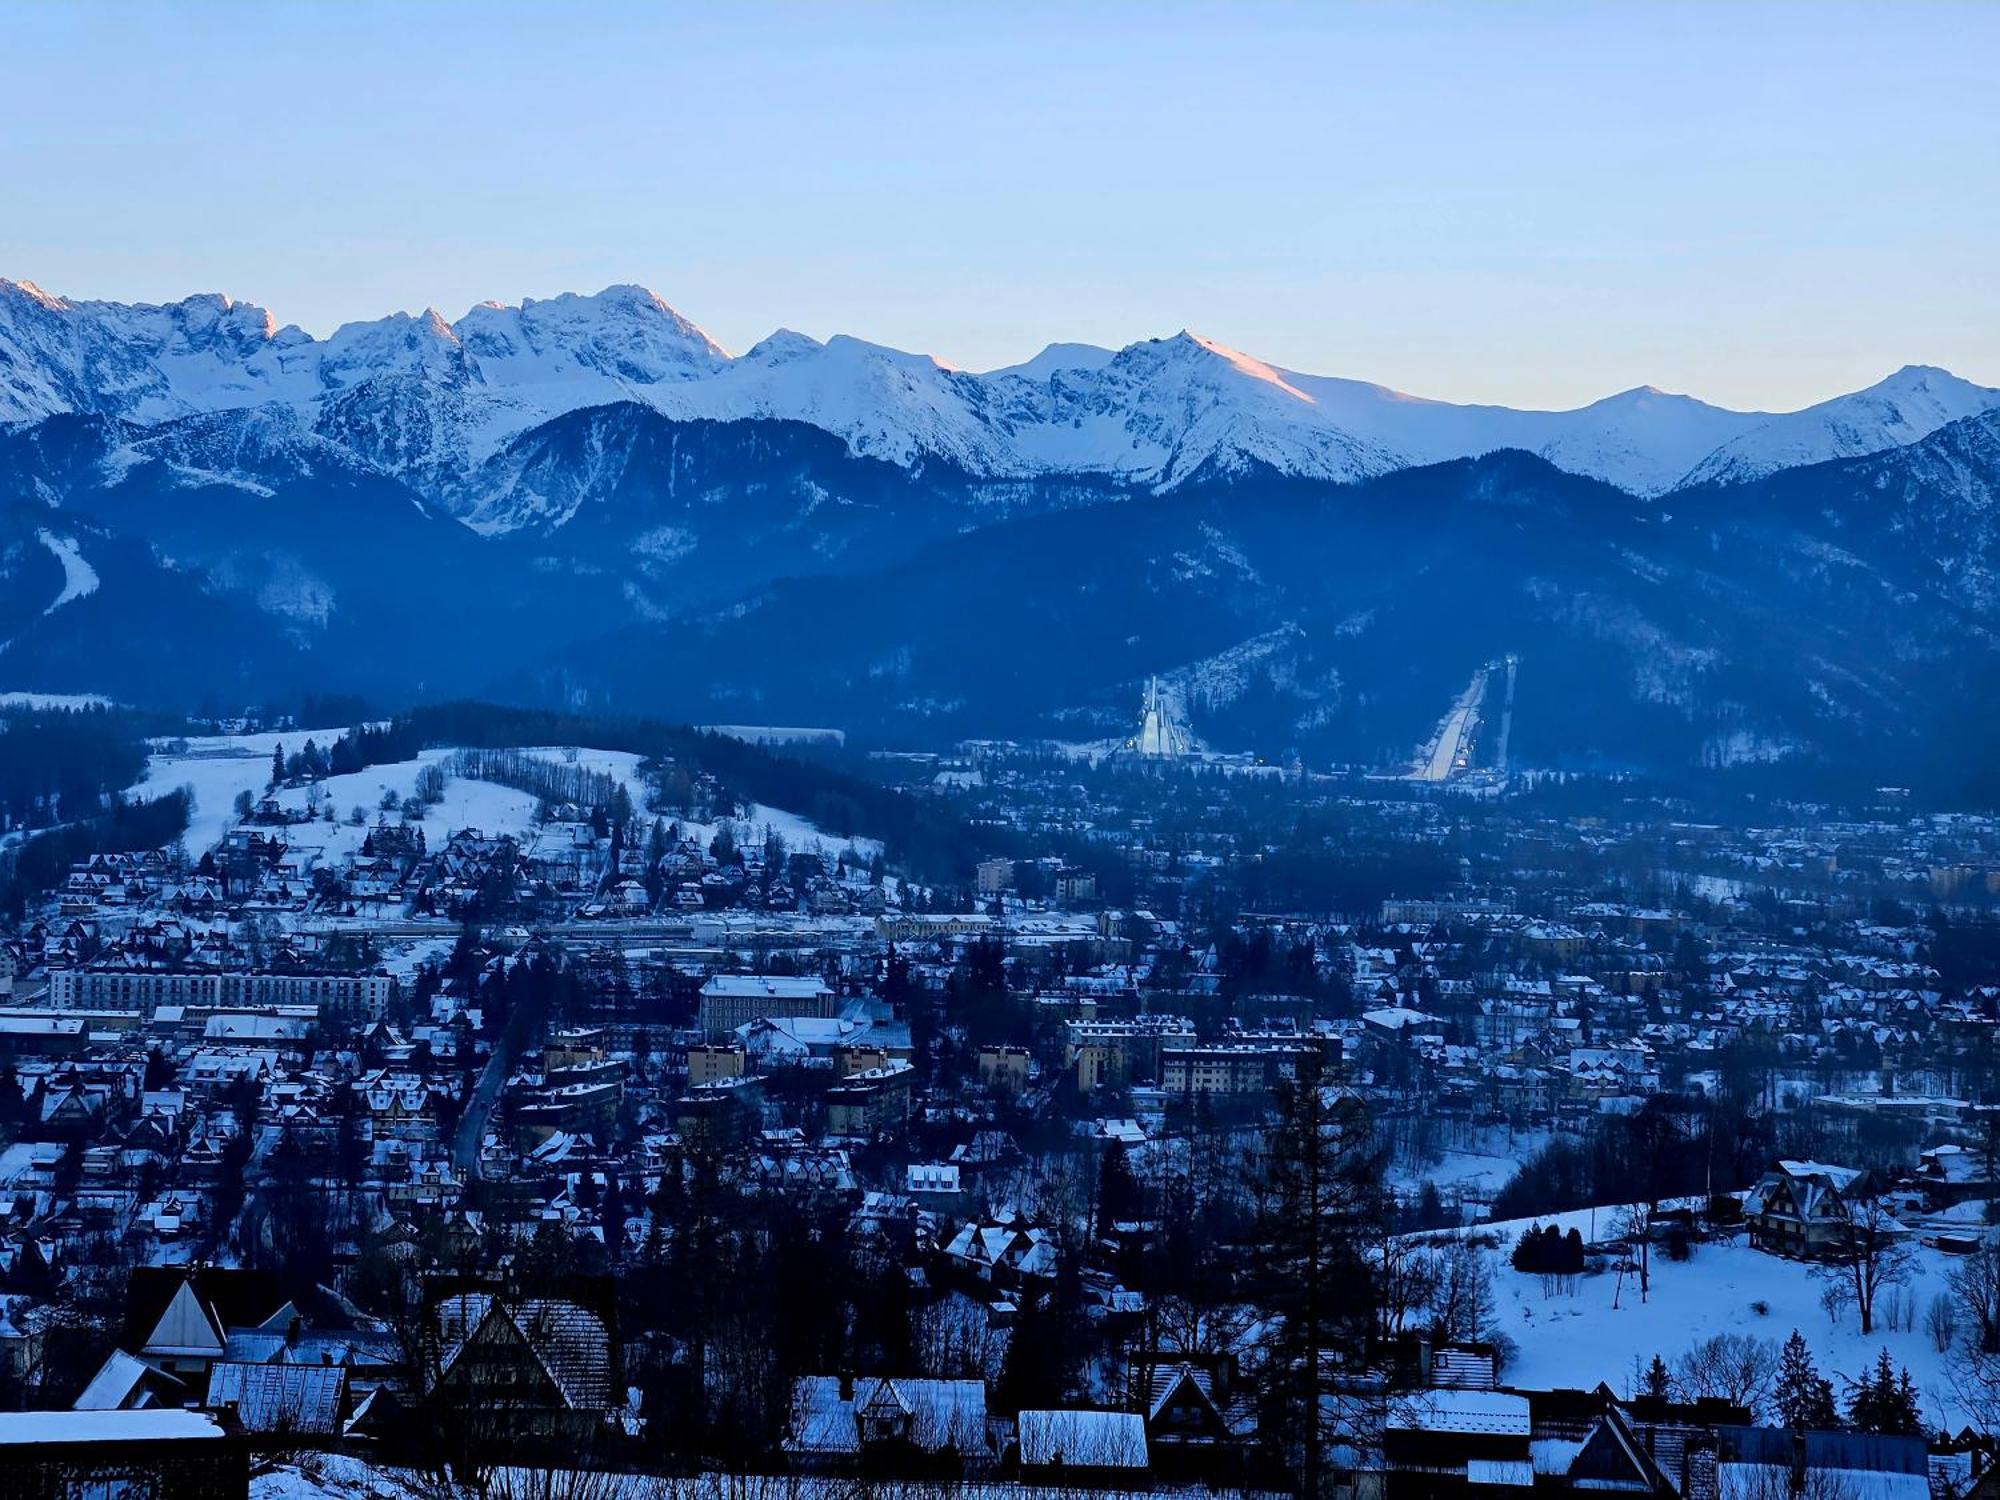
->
xmin=2 ymin=1 xmax=1994 ymax=409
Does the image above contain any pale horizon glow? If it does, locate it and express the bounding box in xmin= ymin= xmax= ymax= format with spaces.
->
xmin=1 ymin=2 xmax=1994 ymax=411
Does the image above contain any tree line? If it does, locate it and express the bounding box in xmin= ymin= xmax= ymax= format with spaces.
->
xmin=0 ymin=704 xmax=154 ymax=832
xmin=447 ymin=747 xmax=635 ymax=822
xmin=0 ymin=788 xmax=190 ymax=917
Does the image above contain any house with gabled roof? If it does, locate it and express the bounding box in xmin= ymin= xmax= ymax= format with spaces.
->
xmin=1916 ymin=1143 xmax=1999 ymax=1208
xmin=787 ymin=1374 xmax=996 ymax=1470
xmin=1561 ymin=1403 xmax=1675 ymax=1495
xmin=72 ymin=1349 xmax=190 ymax=1413
xmin=423 ymin=1291 xmax=616 ymax=1444
xmin=1383 ymin=1388 xmax=1534 ymax=1496
xmin=1743 ymin=1160 xmax=1878 ymax=1258
xmin=1137 ymin=1356 xmax=1258 ymax=1476
xmin=1016 ymin=1407 xmax=1150 ymax=1485
xmin=104 ymin=1268 xmax=292 ymax=1383
xmin=204 ymin=1361 xmax=347 ymax=1440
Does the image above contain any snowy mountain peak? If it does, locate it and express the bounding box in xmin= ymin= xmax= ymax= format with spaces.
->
xmin=2 ymin=274 xmax=1994 ymax=515
xmin=1885 ymin=362 xmax=1955 ymax=385
xmin=465 ymin=285 xmax=730 ymax=359
xmin=7 ymin=277 xmax=68 ymax=312
xmin=1678 ymin=364 xmax=2000 ymax=488
xmin=981 ymin=342 xmax=1116 ymax=381
xmin=1602 ymin=385 xmax=1686 ymax=403
xmin=745 ymin=329 xmax=825 ymax=363
xmin=1156 ymin=332 xmax=1321 ymax=406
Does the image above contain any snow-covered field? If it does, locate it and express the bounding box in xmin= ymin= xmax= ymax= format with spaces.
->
xmin=1387 ymin=1123 xmax=1551 ymax=1204
xmin=1388 ymin=1146 xmax=1527 ymax=1200
xmin=1466 ymin=1207 xmax=1973 ymax=1426
xmin=131 ymin=734 xmax=881 ymax=864
xmin=741 ymin=802 xmax=882 ymax=861
xmin=130 ymin=727 xmax=354 ymax=855
xmin=506 ymin=746 xmax=882 ymax=858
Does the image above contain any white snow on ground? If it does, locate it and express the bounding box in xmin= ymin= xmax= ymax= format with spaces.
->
xmin=1388 ymin=1147 xmax=1531 ymax=1200
xmin=1452 ymin=1205 xmax=1973 ymax=1427
xmin=131 ymin=735 xmax=882 ymax=863
xmin=130 ymin=727 xmax=352 ymax=856
xmin=495 ymin=747 xmax=882 ymax=858
xmin=35 ymin=529 xmax=98 ymax=613
xmin=744 ymin=802 xmax=883 ymax=861
xmin=513 ymin=746 xmax=654 ymax=809
xmin=458 ymin=747 xmax=882 ymax=858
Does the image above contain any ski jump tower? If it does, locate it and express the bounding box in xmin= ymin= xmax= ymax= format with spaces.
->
xmin=1135 ymin=677 xmax=1193 ymax=758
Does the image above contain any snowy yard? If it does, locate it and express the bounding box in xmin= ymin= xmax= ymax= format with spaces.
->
xmin=1469 ymin=1207 xmax=1974 ymax=1427
xmin=129 ymin=726 xmax=355 ymax=856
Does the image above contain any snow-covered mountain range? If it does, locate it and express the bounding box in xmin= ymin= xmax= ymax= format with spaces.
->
xmin=5 ymin=277 xmax=1995 ymax=527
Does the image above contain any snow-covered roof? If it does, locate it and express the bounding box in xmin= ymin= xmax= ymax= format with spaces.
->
xmin=1017 ymin=1408 xmax=1149 ymax=1469
xmin=1388 ymin=1388 xmax=1532 ymax=1436
xmin=1778 ymin=1159 xmax=1864 ymax=1189
xmin=703 ymin=975 xmax=832 ymax=999
xmin=140 ymin=1277 xmax=225 ymax=1358
xmin=1364 ymin=1006 xmax=1440 ymax=1030
xmin=788 ymin=1376 xmax=988 ymax=1455
xmin=0 ymin=1409 xmax=228 ymax=1444
xmin=72 ymin=1349 xmax=180 ymax=1411
xmin=206 ymin=1361 xmax=345 ymax=1434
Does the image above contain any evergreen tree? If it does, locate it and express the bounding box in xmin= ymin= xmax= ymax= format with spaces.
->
xmin=1253 ymin=1082 xmax=1381 ymax=1498
xmin=1511 ymin=1224 xmax=1547 ymax=1272
xmin=1096 ymin=1143 xmax=1141 ymax=1235
xmin=270 ymin=742 xmax=285 ymax=788
xmin=0 ymin=1066 xmax=21 ymax=1140
xmin=1894 ymin=1366 xmax=1922 ymax=1432
xmin=1774 ymin=1329 xmax=1841 ymax=1429
xmin=1641 ymin=1353 xmax=1673 ymax=1400
xmin=1847 ymin=1349 xmax=1923 ymax=1434
xmin=601 ymin=1174 xmax=629 ymax=1257
xmin=1412 ymin=1180 xmax=1448 ymax=1232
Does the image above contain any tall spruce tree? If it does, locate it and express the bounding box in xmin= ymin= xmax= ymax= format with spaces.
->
xmin=1641 ymin=1353 xmax=1674 ymax=1400
xmin=1773 ymin=1329 xmax=1840 ymax=1428
xmin=1847 ymin=1349 xmax=1923 ymax=1434
xmin=1253 ymin=1082 xmax=1382 ymax=1498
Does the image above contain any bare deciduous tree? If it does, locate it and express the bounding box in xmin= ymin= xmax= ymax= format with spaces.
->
xmin=1811 ymin=1195 xmax=1913 ymax=1337
xmin=1674 ymin=1332 xmax=1780 ymax=1417
xmin=1427 ymin=1239 xmax=1497 ymax=1346
xmin=1926 ymin=1292 xmax=1959 ymax=1354
xmin=1949 ymin=1240 xmax=2000 ymax=1355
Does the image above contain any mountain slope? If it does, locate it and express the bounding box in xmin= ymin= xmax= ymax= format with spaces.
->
xmin=1679 ymin=366 xmax=2000 ymax=488
xmin=471 ymin=405 xmax=975 ymax=617
xmin=515 ymin=448 xmax=1966 ymax=776
xmin=0 ymin=406 xmax=979 ymax=704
